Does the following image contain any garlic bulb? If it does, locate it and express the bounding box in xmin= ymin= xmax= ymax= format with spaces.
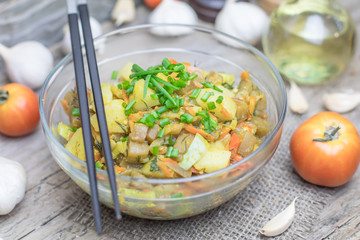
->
xmin=215 ymin=0 xmax=269 ymax=47
xmin=111 ymin=0 xmax=136 ymax=27
xmin=149 ymin=0 xmax=198 ymax=36
xmin=323 ymin=92 xmax=360 ymax=113
xmin=0 ymin=156 xmax=27 ymax=215
xmin=260 ymin=198 xmax=298 ymax=237
xmin=288 ymin=81 xmax=308 ymax=114
xmin=62 ymin=17 xmax=103 ymax=55
xmin=0 ymin=41 xmax=54 ymax=89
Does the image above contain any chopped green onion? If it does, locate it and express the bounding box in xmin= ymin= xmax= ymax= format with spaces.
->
xmin=159 ymin=118 xmax=170 ymax=128
xmin=72 ymin=107 xmax=80 ymax=116
xmin=150 ymin=94 xmax=159 ymax=100
xmin=143 ymin=74 xmax=151 ymax=98
xmin=153 ymin=76 xmax=180 ymax=90
xmin=117 ymin=83 xmax=122 ymax=89
xmin=189 ymin=74 xmax=198 ymax=80
xmin=122 ymin=102 xmax=127 ymax=108
xmin=150 ymin=78 xmax=177 ymax=107
xmin=213 ymin=85 xmax=223 ymax=93
xmin=153 ymin=146 xmax=159 ymax=156
xmin=201 ymin=82 xmax=213 ymax=88
xmin=180 ymin=113 xmax=194 ymax=123
xmin=121 ymin=136 xmax=128 ymax=142
xmin=216 ymin=96 xmax=224 ymax=104
xmin=222 ymin=82 xmax=234 ymax=90
xmin=156 ymin=106 xmax=168 ymax=114
xmin=151 ymin=110 xmax=160 ymax=119
xmin=95 ymin=162 xmax=103 ymax=169
xmin=189 ymin=89 xmax=201 ymax=99
xmin=162 ymin=58 xmax=172 ymax=69
xmin=125 ymin=100 xmax=136 ymax=111
xmin=171 ymin=193 xmax=183 ymax=198
xmin=126 ymin=86 xmax=134 ymax=95
xmin=201 ymin=92 xmax=214 ymax=102
xmin=122 ymin=81 xmax=130 ymax=90
xmin=165 ymin=99 xmax=176 ymax=108
xmin=207 ymin=101 xmax=216 ymax=110
xmin=168 ymin=135 xmax=176 ymax=146
xmin=111 ymin=70 xmax=118 ymax=80
xmin=71 ymin=127 xmax=78 ymax=132
xmin=179 ymin=98 xmax=185 ymax=107
xmin=174 ymin=64 xmax=185 ymax=71
xmin=170 ymin=148 xmax=179 ymax=158
xmin=157 ymin=129 xmax=165 ymax=138
xmin=165 ymin=146 xmax=173 ymax=157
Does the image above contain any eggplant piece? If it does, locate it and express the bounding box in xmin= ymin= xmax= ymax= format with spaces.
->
xmin=127 ymin=140 xmax=149 ymax=163
xmin=146 ymin=124 xmax=160 ymax=143
xmin=129 ymin=123 xmax=148 ymax=143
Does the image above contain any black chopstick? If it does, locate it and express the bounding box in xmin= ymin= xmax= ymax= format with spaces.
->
xmin=66 ymin=0 xmax=121 ymax=234
xmin=77 ymin=0 xmax=121 ymax=220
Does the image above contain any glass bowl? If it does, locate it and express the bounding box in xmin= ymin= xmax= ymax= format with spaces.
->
xmin=40 ymin=24 xmax=286 ymax=220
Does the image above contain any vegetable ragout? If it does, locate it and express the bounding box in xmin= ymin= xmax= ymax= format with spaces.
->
xmin=58 ymin=58 xmax=270 ymax=179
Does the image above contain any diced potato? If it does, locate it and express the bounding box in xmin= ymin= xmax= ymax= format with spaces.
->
xmin=141 ymin=160 xmax=169 ymax=178
xmin=90 ymin=99 xmax=127 ymax=134
xmin=218 ymin=72 xmax=234 ymax=86
xmin=195 ymin=89 xmax=236 ymax=121
xmin=194 ymin=150 xmax=231 ymax=173
xmin=127 ymin=140 xmax=149 ymax=163
xmin=146 ymin=124 xmax=161 ymax=143
xmin=164 ymin=123 xmax=184 ymax=136
xmin=118 ymin=62 xmax=134 ymax=82
xmin=179 ymin=133 xmax=209 ymax=170
xmin=89 ymin=83 xmax=114 ymax=112
xmin=57 ymin=122 xmax=73 ymax=141
xmin=130 ymin=79 xmax=160 ymax=111
xmin=65 ymin=128 xmax=85 ymax=161
xmin=112 ymin=141 xmax=128 ymax=158
xmin=217 ymin=85 xmax=235 ymax=98
xmin=129 ymin=123 xmax=148 ymax=143
xmin=238 ymin=131 xmax=257 ymax=157
xmin=110 ymin=84 xmax=123 ymax=99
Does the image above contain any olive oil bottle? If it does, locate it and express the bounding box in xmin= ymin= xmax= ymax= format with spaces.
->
xmin=262 ymin=0 xmax=356 ymax=84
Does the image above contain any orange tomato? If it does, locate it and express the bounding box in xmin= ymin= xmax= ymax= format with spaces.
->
xmin=0 ymin=83 xmax=40 ymax=137
xmin=144 ymin=0 xmax=162 ymax=8
xmin=290 ymin=112 xmax=360 ymax=187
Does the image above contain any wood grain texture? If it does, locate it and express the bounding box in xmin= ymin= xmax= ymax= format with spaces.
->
xmin=0 ymin=2 xmax=359 ymax=240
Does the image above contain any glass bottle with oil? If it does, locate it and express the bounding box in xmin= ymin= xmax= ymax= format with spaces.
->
xmin=262 ymin=0 xmax=356 ymax=84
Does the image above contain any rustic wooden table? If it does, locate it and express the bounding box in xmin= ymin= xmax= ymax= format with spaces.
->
xmin=1 ymin=1 xmax=360 ymax=239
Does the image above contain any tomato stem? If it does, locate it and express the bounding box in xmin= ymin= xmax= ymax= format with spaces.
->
xmin=0 ymin=89 xmax=9 ymax=105
xmin=313 ymin=126 xmax=341 ymax=142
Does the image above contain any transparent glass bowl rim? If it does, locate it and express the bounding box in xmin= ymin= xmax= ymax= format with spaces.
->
xmin=39 ymin=23 xmax=287 ymax=185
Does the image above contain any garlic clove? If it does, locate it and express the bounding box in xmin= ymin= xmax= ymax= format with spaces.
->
xmin=62 ymin=17 xmax=103 ymax=55
xmin=288 ymin=81 xmax=308 ymax=114
xmin=111 ymin=0 xmax=136 ymax=27
xmin=149 ymin=0 xmax=198 ymax=36
xmin=0 ymin=41 xmax=53 ymax=90
xmin=323 ymin=92 xmax=360 ymax=113
xmin=214 ymin=0 xmax=269 ymax=47
xmin=260 ymin=197 xmax=298 ymax=237
xmin=0 ymin=156 xmax=27 ymax=215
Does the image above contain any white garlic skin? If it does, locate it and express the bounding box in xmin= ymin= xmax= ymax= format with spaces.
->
xmin=111 ymin=0 xmax=136 ymax=27
xmin=288 ymin=81 xmax=308 ymax=114
xmin=0 ymin=41 xmax=54 ymax=89
xmin=215 ymin=1 xmax=269 ymax=47
xmin=323 ymin=92 xmax=360 ymax=113
xmin=149 ymin=0 xmax=198 ymax=36
xmin=0 ymin=157 xmax=27 ymax=215
xmin=62 ymin=17 xmax=103 ymax=55
xmin=260 ymin=197 xmax=298 ymax=237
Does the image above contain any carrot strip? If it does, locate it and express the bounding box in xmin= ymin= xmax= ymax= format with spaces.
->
xmin=219 ymin=127 xmax=231 ymax=140
xmin=61 ymin=100 xmax=68 ymax=111
xmin=194 ymin=82 xmax=203 ymax=89
xmin=114 ymin=166 xmax=126 ymax=174
xmin=241 ymin=71 xmax=250 ymax=80
xmin=221 ymin=106 xmax=232 ymax=119
xmin=231 ymin=153 xmax=243 ymax=163
xmin=185 ymin=106 xmax=196 ymax=117
xmin=160 ymin=157 xmax=178 ymax=165
xmin=157 ymin=161 xmax=174 ymax=178
xmin=229 ymin=133 xmax=242 ymax=152
xmin=129 ymin=120 xmax=135 ymax=132
xmin=209 ymin=112 xmax=217 ymax=122
xmin=122 ymin=89 xmax=129 ymax=104
xmin=248 ymin=95 xmax=257 ymax=117
xmin=184 ymin=124 xmax=215 ymax=142
xmin=68 ymin=132 xmax=75 ymax=140
xmin=190 ymin=166 xmax=200 ymax=174
xmin=182 ymin=61 xmax=191 ymax=66
xmin=159 ymin=146 xmax=168 ymax=155
xmin=94 ymin=150 xmax=101 ymax=161
xmin=169 ymin=58 xmax=178 ymax=64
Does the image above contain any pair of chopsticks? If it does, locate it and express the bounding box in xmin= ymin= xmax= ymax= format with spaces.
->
xmin=66 ymin=0 xmax=121 ymax=234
